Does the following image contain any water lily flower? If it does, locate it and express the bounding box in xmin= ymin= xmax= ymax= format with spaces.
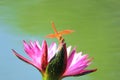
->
xmin=12 ymin=40 xmax=96 ymax=80
xmin=12 ymin=22 xmax=96 ymax=80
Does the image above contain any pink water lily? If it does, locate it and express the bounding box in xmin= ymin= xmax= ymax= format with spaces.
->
xmin=12 ymin=40 xmax=96 ymax=80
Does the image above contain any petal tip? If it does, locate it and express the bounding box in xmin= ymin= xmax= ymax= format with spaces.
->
xmin=12 ymin=49 xmax=17 ymax=55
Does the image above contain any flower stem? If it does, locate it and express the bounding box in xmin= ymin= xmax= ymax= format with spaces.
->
xmin=43 ymin=77 xmax=61 ymax=80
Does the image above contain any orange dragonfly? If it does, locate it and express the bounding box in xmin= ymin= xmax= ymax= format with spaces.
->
xmin=46 ymin=22 xmax=74 ymax=42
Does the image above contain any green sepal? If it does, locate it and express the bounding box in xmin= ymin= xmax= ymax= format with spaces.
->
xmin=44 ymin=43 xmax=67 ymax=80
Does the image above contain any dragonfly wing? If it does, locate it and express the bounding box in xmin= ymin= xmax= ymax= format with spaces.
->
xmin=59 ymin=30 xmax=74 ymax=35
xmin=46 ymin=34 xmax=57 ymax=38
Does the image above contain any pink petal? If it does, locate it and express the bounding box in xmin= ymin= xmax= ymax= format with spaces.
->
xmin=70 ymin=54 xmax=89 ymax=68
xmin=71 ymin=52 xmax=83 ymax=65
xmin=63 ymin=47 xmax=96 ymax=77
xmin=34 ymin=41 xmax=42 ymax=56
xmin=49 ymin=42 xmax=56 ymax=50
xmin=63 ymin=65 xmax=88 ymax=76
xmin=29 ymin=41 xmax=40 ymax=55
xmin=48 ymin=42 xmax=57 ymax=62
xmin=12 ymin=49 xmax=41 ymax=71
xmin=66 ymin=55 xmax=91 ymax=74
xmin=41 ymin=40 xmax=48 ymax=72
xmin=76 ymin=69 xmax=97 ymax=76
xmin=23 ymin=40 xmax=34 ymax=58
xmin=67 ymin=46 xmax=72 ymax=57
xmin=35 ymin=41 xmax=42 ymax=50
xmin=23 ymin=40 xmax=43 ymax=66
xmin=66 ymin=48 xmax=76 ymax=69
xmin=63 ymin=69 xmax=97 ymax=77
xmin=23 ymin=40 xmax=40 ymax=60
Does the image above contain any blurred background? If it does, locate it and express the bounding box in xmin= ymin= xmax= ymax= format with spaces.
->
xmin=0 ymin=0 xmax=120 ymax=80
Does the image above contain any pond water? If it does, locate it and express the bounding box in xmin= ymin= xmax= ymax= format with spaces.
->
xmin=0 ymin=0 xmax=120 ymax=80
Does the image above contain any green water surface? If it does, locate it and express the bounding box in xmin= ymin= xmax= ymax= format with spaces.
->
xmin=0 ymin=0 xmax=120 ymax=80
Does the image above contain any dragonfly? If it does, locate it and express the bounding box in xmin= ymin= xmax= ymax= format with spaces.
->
xmin=46 ymin=22 xmax=74 ymax=43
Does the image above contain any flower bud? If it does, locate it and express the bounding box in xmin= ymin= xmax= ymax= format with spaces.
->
xmin=45 ymin=43 xmax=67 ymax=80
